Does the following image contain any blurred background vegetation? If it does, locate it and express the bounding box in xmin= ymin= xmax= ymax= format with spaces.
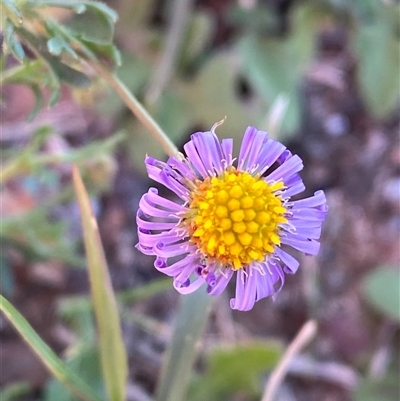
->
xmin=1 ymin=0 xmax=399 ymax=400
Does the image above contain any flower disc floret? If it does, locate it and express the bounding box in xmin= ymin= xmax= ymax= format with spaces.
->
xmin=186 ymin=169 xmax=287 ymax=269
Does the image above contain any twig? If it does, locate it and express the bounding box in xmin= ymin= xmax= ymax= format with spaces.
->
xmin=89 ymin=62 xmax=180 ymax=158
xmin=261 ymin=320 xmax=318 ymax=401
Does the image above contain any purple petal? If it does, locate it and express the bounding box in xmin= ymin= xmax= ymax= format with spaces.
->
xmin=167 ymin=156 xmax=197 ymax=181
xmin=174 ymin=259 xmax=200 ymax=286
xmin=274 ymin=247 xmax=299 ymax=274
xmin=254 ymin=262 xmax=281 ymax=301
xmin=154 ymin=255 xmax=198 ymax=276
xmin=284 ymin=179 xmax=305 ymax=198
xmin=173 ymin=276 xmax=206 ymax=294
xmin=238 ymin=126 xmax=258 ymax=170
xmin=208 ymin=269 xmax=234 ymax=295
xmin=281 ymin=236 xmax=320 ymax=255
xmin=159 ymin=169 xmax=190 ymax=200
xmin=137 ymin=229 xmax=179 ymax=249
xmin=154 ymin=239 xmax=193 ymax=258
xmin=184 ymin=139 xmax=208 ymax=178
xmin=239 ymin=129 xmax=269 ymax=171
xmin=204 ymin=132 xmax=225 ymax=174
xmin=290 ymin=224 xmax=322 ymax=240
xmin=266 ymin=154 xmax=304 ymax=183
xmin=221 ymin=138 xmax=234 ymax=165
xmin=230 ymin=269 xmax=257 ymax=311
xmin=291 ymin=190 xmax=327 ymax=209
xmin=255 ymin=138 xmax=287 ymax=175
xmin=191 ymin=132 xmax=215 ymax=174
xmin=290 ymin=207 xmax=328 ymax=222
xmin=137 ymin=213 xmax=178 ymax=231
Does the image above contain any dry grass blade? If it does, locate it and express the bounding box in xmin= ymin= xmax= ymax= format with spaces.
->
xmin=72 ymin=165 xmax=128 ymax=401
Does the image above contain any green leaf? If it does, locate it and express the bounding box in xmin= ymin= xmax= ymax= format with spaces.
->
xmin=237 ymin=3 xmax=325 ymax=136
xmin=67 ymin=3 xmax=117 ymax=44
xmin=2 ymin=0 xmax=24 ymax=27
xmin=353 ymin=15 xmax=400 ymax=118
xmin=27 ymin=85 xmax=45 ymax=121
xmin=362 ymin=266 xmax=400 ymax=321
xmin=355 ymin=373 xmax=400 ymax=401
xmin=0 ymin=382 xmax=30 ymax=401
xmin=1 ymin=60 xmax=47 ymax=85
xmin=58 ymin=278 xmax=172 ymax=317
xmin=44 ymin=346 xmax=105 ymax=401
xmin=47 ymin=34 xmax=77 ymax=57
xmin=0 ymin=295 xmax=103 ymax=401
xmin=80 ymin=39 xmax=121 ymax=67
xmin=14 ymin=26 xmax=91 ymax=88
xmin=1 ymin=60 xmax=49 ymax=118
xmin=180 ymin=52 xmax=249 ymax=135
xmin=46 ymin=56 xmax=91 ymax=87
xmin=72 ymin=166 xmax=128 ymax=401
xmin=179 ymin=11 xmax=215 ymax=68
xmin=0 ymin=255 xmax=15 ymax=296
xmin=3 ymin=19 xmax=25 ymax=62
xmin=155 ymin=288 xmax=214 ymax=401
xmin=1 ymin=207 xmax=81 ymax=265
xmin=189 ymin=341 xmax=283 ymax=400
xmin=27 ymin=0 xmax=87 ymax=14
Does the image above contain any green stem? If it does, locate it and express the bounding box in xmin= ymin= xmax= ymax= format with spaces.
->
xmin=89 ymin=61 xmax=180 ymax=158
xmin=155 ymin=288 xmax=214 ymax=401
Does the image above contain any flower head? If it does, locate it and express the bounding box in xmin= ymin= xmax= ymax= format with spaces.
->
xmin=136 ymin=124 xmax=328 ymax=311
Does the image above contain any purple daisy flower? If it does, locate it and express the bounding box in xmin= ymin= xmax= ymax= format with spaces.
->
xmin=136 ymin=123 xmax=328 ymax=311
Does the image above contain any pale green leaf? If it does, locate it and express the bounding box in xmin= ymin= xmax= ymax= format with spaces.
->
xmin=44 ymin=346 xmax=105 ymax=401
xmin=180 ymin=11 xmax=215 ymax=67
xmin=155 ymin=288 xmax=214 ymax=401
xmin=353 ymin=19 xmax=400 ymax=118
xmin=362 ymin=266 xmax=400 ymax=321
xmin=180 ymin=52 xmax=249 ymax=134
xmin=189 ymin=340 xmax=283 ymax=400
xmin=26 ymin=0 xmax=86 ymax=13
xmin=0 ymin=295 xmax=103 ymax=401
xmin=72 ymin=166 xmax=128 ymax=401
xmin=67 ymin=4 xmax=116 ymax=44
xmin=0 ymin=381 xmax=30 ymax=401
xmin=0 ymin=255 xmax=15 ymax=296
xmin=355 ymin=373 xmax=400 ymax=401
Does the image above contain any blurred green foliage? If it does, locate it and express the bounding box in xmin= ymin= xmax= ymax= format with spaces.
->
xmin=189 ymin=341 xmax=283 ymax=400
xmin=1 ymin=0 xmax=399 ymax=400
xmin=1 ymin=0 xmax=120 ymax=117
xmin=2 ymin=0 xmax=399 ymax=270
xmin=355 ymin=373 xmax=400 ymax=401
xmin=362 ymin=266 xmax=400 ymax=322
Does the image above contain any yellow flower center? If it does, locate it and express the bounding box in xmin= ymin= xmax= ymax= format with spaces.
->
xmin=185 ymin=169 xmax=287 ymax=270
